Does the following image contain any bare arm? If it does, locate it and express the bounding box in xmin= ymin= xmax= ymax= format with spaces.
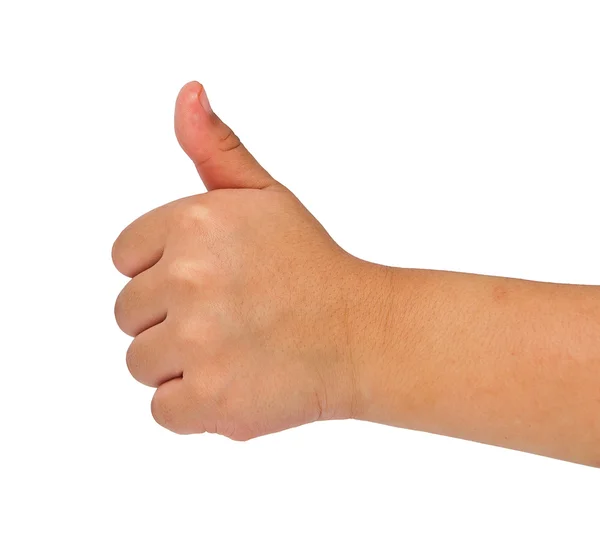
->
xmin=113 ymin=82 xmax=600 ymax=467
xmin=347 ymin=265 xmax=600 ymax=466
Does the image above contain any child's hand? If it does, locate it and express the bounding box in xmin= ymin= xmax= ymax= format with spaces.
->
xmin=112 ymin=82 xmax=387 ymax=439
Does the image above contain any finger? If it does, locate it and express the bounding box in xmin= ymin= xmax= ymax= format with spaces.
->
xmin=112 ymin=200 xmax=176 ymax=278
xmin=174 ymin=81 xmax=279 ymax=191
xmin=114 ymin=263 xmax=166 ymax=337
xmin=151 ymin=378 xmax=202 ymax=435
xmin=126 ymin=321 xmax=183 ymax=388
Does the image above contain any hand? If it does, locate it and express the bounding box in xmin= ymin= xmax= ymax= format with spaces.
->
xmin=112 ymin=82 xmax=388 ymax=439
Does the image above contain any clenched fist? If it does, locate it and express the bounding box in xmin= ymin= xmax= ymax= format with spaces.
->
xmin=112 ymin=82 xmax=390 ymax=439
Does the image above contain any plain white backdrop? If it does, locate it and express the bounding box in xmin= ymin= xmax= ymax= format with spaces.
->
xmin=1 ymin=1 xmax=598 ymax=534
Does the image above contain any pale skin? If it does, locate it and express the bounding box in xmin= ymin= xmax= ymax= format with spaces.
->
xmin=112 ymin=81 xmax=600 ymax=467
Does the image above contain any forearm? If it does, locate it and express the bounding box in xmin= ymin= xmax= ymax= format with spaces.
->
xmin=349 ymin=264 xmax=600 ymax=466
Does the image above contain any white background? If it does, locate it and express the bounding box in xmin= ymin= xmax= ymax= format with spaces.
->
xmin=1 ymin=1 xmax=598 ymax=534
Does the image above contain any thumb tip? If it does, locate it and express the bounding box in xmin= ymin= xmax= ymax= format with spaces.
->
xmin=174 ymin=81 xmax=213 ymax=159
xmin=175 ymin=81 xmax=203 ymax=114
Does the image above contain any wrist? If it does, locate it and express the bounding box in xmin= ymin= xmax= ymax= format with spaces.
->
xmin=343 ymin=261 xmax=429 ymax=424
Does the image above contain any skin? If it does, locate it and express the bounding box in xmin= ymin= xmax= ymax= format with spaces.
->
xmin=113 ymin=81 xmax=600 ymax=466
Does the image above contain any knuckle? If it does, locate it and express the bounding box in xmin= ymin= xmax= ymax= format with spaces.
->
xmin=167 ymin=263 xmax=196 ymax=297
xmin=172 ymin=318 xmax=198 ymax=346
xmin=173 ymin=317 xmax=214 ymax=349
xmin=171 ymin=201 xmax=211 ymax=230
xmin=167 ymin=258 xmax=216 ymax=292
xmin=196 ymin=261 xmax=220 ymax=289
xmin=218 ymin=127 xmax=242 ymax=154
xmin=166 ymin=259 xmax=197 ymax=286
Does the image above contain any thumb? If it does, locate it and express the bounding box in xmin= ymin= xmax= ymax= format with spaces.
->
xmin=174 ymin=81 xmax=278 ymax=191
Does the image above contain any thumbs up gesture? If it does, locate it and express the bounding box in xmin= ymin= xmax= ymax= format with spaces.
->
xmin=112 ymin=82 xmax=389 ymax=439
